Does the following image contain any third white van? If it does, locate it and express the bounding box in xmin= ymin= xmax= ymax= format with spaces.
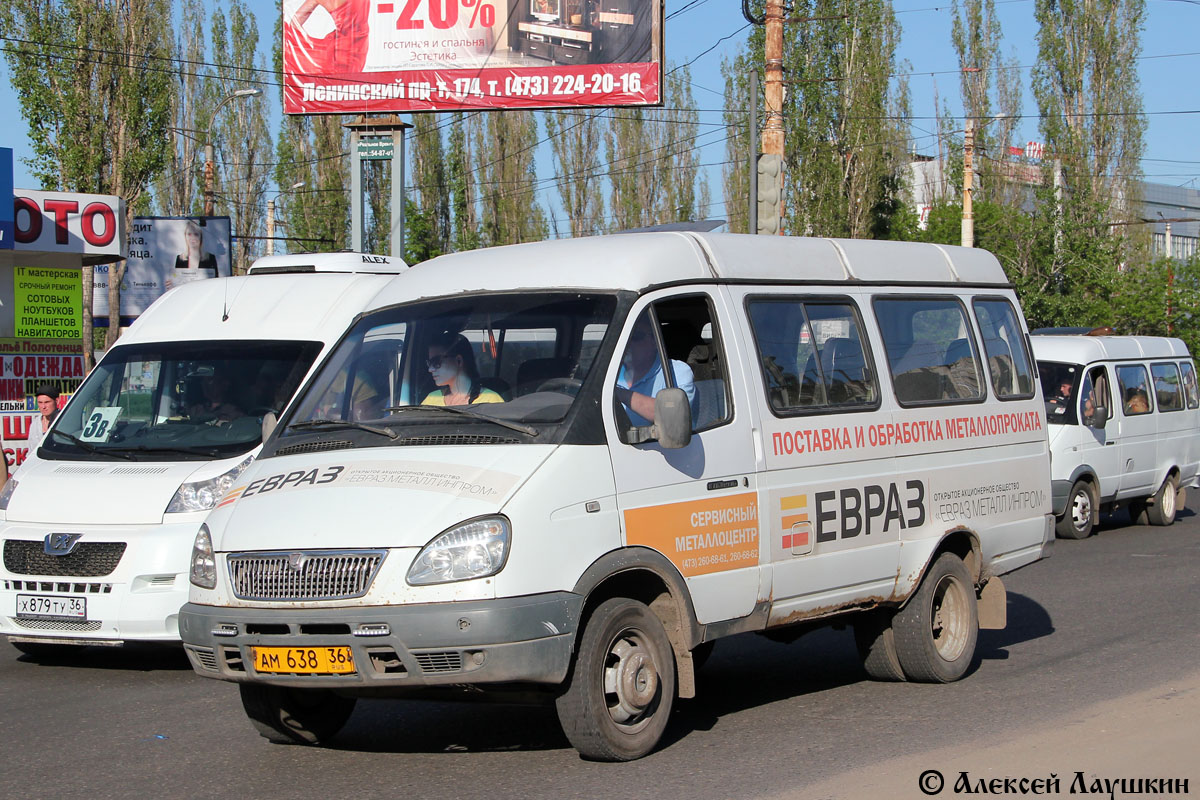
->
xmin=1032 ymin=333 xmax=1200 ymax=538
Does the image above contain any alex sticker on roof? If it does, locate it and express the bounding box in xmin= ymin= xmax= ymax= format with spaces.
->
xmin=281 ymin=0 xmax=663 ymax=113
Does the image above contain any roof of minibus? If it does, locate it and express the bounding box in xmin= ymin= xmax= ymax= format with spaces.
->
xmin=1031 ymin=334 xmax=1192 ymax=364
xmin=365 ymin=232 xmax=1011 ymax=309
xmin=115 ymin=271 xmax=399 ymax=347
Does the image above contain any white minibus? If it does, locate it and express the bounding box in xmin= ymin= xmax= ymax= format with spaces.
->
xmin=1032 ymin=333 xmax=1200 ymax=538
xmin=179 ymin=234 xmax=1053 ymax=760
xmin=0 ymin=253 xmax=408 ymax=656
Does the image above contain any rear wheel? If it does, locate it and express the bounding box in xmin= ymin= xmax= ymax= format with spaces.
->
xmin=555 ymin=597 xmax=676 ymax=761
xmin=239 ymin=684 xmax=356 ymax=745
xmin=1056 ymin=480 xmax=1095 ymax=539
xmin=893 ymin=552 xmax=978 ymax=683
xmin=854 ymin=612 xmax=905 ymax=682
xmin=1146 ymin=474 xmax=1180 ymax=526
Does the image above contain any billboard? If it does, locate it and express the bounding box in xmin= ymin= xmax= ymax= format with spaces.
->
xmin=12 ymin=189 xmax=125 ymax=262
xmin=282 ymin=0 xmax=662 ymax=113
xmin=93 ymin=216 xmax=232 ymax=321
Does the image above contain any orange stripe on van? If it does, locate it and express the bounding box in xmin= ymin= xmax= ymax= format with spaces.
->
xmin=780 ymin=494 xmax=807 ymax=511
xmin=781 ymin=513 xmax=809 ymax=529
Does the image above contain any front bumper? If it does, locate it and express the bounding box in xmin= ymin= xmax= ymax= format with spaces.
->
xmin=1 ymin=519 xmax=203 ymax=645
xmin=178 ymin=592 xmax=583 ymax=690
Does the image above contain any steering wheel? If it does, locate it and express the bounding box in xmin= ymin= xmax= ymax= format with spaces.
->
xmin=536 ymin=377 xmax=583 ymax=396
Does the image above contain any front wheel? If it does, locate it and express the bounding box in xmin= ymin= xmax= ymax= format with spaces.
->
xmin=239 ymin=684 xmax=357 ymax=745
xmin=892 ymin=552 xmax=979 ymax=683
xmin=1146 ymin=474 xmax=1180 ymax=526
xmin=555 ymin=598 xmax=676 ymax=761
xmin=1056 ymin=480 xmax=1095 ymax=539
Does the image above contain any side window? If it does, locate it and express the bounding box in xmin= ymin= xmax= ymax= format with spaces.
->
xmin=746 ymin=297 xmax=878 ymax=415
xmin=1151 ymin=362 xmax=1183 ymax=412
xmin=972 ymin=298 xmax=1035 ymax=399
xmin=875 ymin=297 xmax=984 ymax=405
xmin=1181 ymin=361 xmax=1199 ymax=409
xmin=1079 ymin=366 xmax=1112 ymax=424
xmin=1115 ymin=364 xmax=1152 ymax=415
xmin=614 ymin=295 xmax=730 ymax=438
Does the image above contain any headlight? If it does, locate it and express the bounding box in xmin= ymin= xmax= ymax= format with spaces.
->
xmin=189 ymin=524 xmax=217 ymax=589
xmin=0 ymin=478 xmax=17 ymax=511
xmin=166 ymin=455 xmax=254 ymax=513
xmin=407 ymin=516 xmax=510 ymax=586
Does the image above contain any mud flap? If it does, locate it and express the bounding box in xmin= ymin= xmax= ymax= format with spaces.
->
xmin=977 ymin=577 xmax=1006 ymax=630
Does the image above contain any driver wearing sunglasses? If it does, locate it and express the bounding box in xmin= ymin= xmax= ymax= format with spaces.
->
xmin=422 ymin=332 xmax=504 ymax=407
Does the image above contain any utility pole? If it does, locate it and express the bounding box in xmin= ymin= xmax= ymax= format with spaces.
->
xmin=961 ymin=119 xmax=975 ymax=248
xmin=760 ymin=0 xmax=785 ymax=235
xmin=266 ymin=199 xmax=275 ymax=257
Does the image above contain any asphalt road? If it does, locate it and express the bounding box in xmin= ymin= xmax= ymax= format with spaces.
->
xmin=3 ymin=506 xmax=1198 ymax=800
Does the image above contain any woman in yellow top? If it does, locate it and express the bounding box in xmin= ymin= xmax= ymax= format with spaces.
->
xmin=422 ymin=332 xmax=504 ymax=406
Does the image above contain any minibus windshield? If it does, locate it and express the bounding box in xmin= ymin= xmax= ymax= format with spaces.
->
xmin=285 ymin=292 xmax=618 ymax=440
xmin=1038 ymin=360 xmax=1082 ymax=425
xmin=41 ymin=340 xmax=322 ymax=461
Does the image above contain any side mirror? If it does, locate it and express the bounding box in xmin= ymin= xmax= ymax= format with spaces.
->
xmin=1085 ymin=406 xmax=1107 ymax=428
xmin=652 ymin=388 xmax=692 ymax=449
xmin=261 ymin=411 xmax=278 ymax=441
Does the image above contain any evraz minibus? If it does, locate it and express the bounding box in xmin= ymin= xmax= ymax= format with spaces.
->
xmin=178 ymin=234 xmax=1053 ymax=760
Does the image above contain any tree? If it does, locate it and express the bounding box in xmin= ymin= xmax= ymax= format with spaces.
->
xmin=408 ymin=115 xmax=450 ymax=257
xmin=154 ymin=0 xmax=206 ymax=216
xmin=208 ymin=0 xmax=272 ymax=274
xmin=950 ymin=0 xmax=1022 ymax=208
xmin=1032 ymin=0 xmax=1147 ymax=269
xmin=545 ymin=109 xmax=605 ymax=238
xmin=0 ymin=0 xmax=175 ymax=363
xmin=720 ymin=35 xmax=762 ymax=234
xmin=473 ymin=111 xmax=547 ymax=246
xmin=448 ymin=112 xmax=480 ymax=252
xmin=782 ymin=0 xmax=910 ymax=238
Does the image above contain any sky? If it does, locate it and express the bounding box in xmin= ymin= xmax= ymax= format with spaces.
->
xmin=2 ymin=0 xmax=1198 ymax=229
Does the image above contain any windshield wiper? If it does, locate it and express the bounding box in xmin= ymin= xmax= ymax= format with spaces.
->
xmin=106 ymin=444 xmax=225 ymax=458
xmin=385 ymin=405 xmax=539 ymax=436
xmin=288 ymin=419 xmax=399 ymax=439
xmin=47 ymin=430 xmax=137 ymax=460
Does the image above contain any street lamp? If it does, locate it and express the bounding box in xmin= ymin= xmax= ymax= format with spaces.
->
xmin=266 ymin=182 xmax=306 ymax=256
xmin=204 ymin=88 xmax=264 ymax=216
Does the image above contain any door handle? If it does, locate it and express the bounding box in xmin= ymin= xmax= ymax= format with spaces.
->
xmin=706 ymin=478 xmax=739 ymax=491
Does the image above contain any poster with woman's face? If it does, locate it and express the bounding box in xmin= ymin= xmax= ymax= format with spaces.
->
xmin=91 ymin=217 xmax=232 ymax=320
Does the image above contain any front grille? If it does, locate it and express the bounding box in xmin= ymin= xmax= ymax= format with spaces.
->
xmin=397 ymin=435 xmax=519 ymax=446
xmin=228 ymin=550 xmax=386 ymax=601
xmin=414 ymin=651 xmax=463 ymax=673
xmin=275 ymin=440 xmax=353 ymax=456
xmin=4 ymin=579 xmax=113 ymax=594
xmin=11 ymin=617 xmax=103 ymax=632
xmin=3 ymin=540 xmax=127 ymax=577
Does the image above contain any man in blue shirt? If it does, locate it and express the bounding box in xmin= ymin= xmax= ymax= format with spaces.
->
xmin=614 ymin=315 xmax=696 ymax=427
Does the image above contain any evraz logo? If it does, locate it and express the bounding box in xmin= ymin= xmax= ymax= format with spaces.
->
xmin=779 ymin=494 xmax=813 ymax=555
xmin=44 ymin=532 xmax=83 ymax=556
